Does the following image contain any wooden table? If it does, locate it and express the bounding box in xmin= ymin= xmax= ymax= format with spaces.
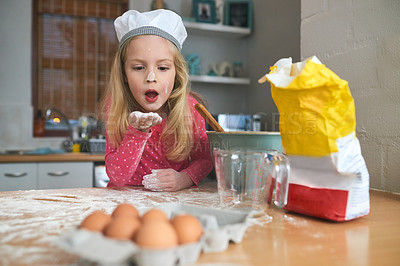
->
xmin=1 ymin=180 xmax=399 ymax=266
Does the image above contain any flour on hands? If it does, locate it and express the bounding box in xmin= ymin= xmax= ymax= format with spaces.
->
xmin=129 ymin=111 xmax=162 ymax=132
xmin=142 ymin=169 xmax=194 ymax=192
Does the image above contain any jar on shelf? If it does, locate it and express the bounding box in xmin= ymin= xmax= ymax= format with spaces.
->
xmin=233 ymin=61 xmax=243 ymax=77
xmin=252 ymin=114 xmax=261 ymax=131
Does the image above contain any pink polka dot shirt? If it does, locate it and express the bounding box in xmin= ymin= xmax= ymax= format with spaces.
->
xmin=105 ymin=96 xmax=213 ymax=187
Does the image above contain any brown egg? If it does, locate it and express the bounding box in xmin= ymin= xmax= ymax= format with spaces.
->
xmin=171 ymin=214 xmax=203 ymax=244
xmin=141 ymin=208 xmax=169 ymax=223
xmin=80 ymin=210 xmax=112 ymax=232
xmin=104 ymin=216 xmax=141 ymax=241
xmin=134 ymin=220 xmax=178 ymax=249
xmin=112 ymin=203 xmax=139 ymax=219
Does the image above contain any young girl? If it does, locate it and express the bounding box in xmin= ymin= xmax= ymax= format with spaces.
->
xmin=102 ymin=9 xmax=213 ymax=191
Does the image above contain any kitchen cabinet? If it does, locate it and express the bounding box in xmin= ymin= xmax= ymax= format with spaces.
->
xmin=0 ymin=162 xmax=93 ymax=191
xmin=0 ymin=163 xmax=37 ymax=191
xmin=37 ymin=162 xmax=93 ymax=189
xmin=183 ymin=21 xmax=251 ymax=85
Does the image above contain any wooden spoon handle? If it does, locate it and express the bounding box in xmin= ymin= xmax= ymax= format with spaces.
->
xmin=195 ymin=103 xmax=225 ymax=132
xmin=156 ymin=0 xmax=164 ymax=9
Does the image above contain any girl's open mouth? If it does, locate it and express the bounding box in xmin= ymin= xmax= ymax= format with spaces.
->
xmin=145 ymin=90 xmax=159 ymax=103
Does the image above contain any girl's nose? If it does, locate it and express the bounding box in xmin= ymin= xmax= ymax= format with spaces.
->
xmin=146 ymin=71 xmax=156 ymax=83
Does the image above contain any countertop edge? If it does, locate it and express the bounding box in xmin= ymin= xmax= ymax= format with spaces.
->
xmin=0 ymin=153 xmax=105 ymax=163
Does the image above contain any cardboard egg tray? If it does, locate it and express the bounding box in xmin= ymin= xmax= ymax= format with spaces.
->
xmin=55 ymin=203 xmax=250 ymax=266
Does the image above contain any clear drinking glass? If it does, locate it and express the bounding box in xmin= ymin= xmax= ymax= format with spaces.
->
xmin=213 ymin=148 xmax=290 ymax=212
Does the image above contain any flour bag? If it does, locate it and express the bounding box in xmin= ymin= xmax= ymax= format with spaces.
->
xmin=259 ymin=56 xmax=370 ymax=221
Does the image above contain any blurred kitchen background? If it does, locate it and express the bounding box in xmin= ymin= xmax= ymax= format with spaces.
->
xmin=0 ymin=0 xmax=399 ymax=193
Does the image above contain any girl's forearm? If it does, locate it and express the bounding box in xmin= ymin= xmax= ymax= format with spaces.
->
xmin=181 ymin=158 xmax=213 ymax=186
xmin=105 ymin=126 xmax=151 ymax=186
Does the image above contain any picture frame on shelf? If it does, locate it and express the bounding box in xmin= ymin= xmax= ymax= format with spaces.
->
xmin=215 ymin=0 xmax=224 ymax=24
xmin=224 ymin=0 xmax=253 ymax=29
xmin=193 ymin=0 xmax=217 ymax=24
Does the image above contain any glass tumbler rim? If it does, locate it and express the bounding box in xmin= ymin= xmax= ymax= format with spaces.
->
xmin=213 ymin=147 xmax=280 ymax=156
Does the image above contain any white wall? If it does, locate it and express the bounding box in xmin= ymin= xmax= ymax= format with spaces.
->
xmin=301 ymin=0 xmax=400 ymax=193
xmin=0 ymin=0 xmax=34 ymax=149
xmin=247 ymin=0 xmax=300 ymax=131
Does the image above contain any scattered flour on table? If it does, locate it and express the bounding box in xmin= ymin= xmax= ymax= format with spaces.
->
xmin=283 ymin=214 xmax=309 ymax=225
xmin=0 ymin=181 xmax=271 ymax=265
xmin=247 ymin=212 xmax=273 ymax=227
xmin=0 ymin=184 xmax=221 ymax=264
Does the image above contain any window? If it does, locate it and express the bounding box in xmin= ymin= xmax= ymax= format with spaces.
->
xmin=32 ymin=0 xmax=128 ymax=136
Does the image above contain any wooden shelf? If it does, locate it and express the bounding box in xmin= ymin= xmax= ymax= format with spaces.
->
xmin=190 ymin=75 xmax=250 ymax=85
xmin=183 ymin=21 xmax=251 ymax=38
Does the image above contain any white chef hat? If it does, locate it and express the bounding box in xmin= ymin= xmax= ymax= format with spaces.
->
xmin=114 ymin=9 xmax=187 ymax=50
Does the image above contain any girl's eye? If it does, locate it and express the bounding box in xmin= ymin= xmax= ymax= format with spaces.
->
xmin=132 ymin=66 xmax=145 ymax=71
xmin=158 ymin=66 xmax=169 ymax=71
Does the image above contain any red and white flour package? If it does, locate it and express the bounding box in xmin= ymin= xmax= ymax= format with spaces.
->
xmin=284 ymin=133 xmax=370 ymax=221
xmin=259 ymin=56 xmax=370 ymax=221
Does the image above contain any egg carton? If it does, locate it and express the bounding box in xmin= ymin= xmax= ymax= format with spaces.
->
xmin=55 ymin=203 xmax=250 ymax=266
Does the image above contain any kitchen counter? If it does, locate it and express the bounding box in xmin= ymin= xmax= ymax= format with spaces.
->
xmin=1 ymin=180 xmax=399 ymax=265
xmin=0 ymin=153 xmax=104 ymax=163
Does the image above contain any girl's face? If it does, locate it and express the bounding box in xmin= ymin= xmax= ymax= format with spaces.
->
xmin=124 ymin=35 xmax=176 ymax=114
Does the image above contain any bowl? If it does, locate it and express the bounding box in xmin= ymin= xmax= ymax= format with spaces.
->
xmin=206 ymin=131 xmax=283 ymax=152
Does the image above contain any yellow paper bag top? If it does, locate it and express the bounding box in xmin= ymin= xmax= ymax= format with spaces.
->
xmin=260 ymin=57 xmax=356 ymax=157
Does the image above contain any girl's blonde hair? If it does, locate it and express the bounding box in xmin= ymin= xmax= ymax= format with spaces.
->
xmin=102 ymin=37 xmax=198 ymax=162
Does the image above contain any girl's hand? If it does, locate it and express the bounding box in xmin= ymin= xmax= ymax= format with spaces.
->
xmin=142 ymin=169 xmax=194 ymax=192
xmin=129 ymin=111 xmax=162 ymax=132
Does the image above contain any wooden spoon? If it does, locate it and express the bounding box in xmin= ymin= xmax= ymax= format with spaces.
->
xmin=156 ymin=0 xmax=163 ymax=9
xmin=195 ymin=103 xmax=225 ymax=132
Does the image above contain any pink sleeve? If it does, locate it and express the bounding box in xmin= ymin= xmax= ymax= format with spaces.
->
xmin=181 ymin=97 xmax=214 ymax=185
xmin=105 ymin=125 xmax=151 ymax=187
